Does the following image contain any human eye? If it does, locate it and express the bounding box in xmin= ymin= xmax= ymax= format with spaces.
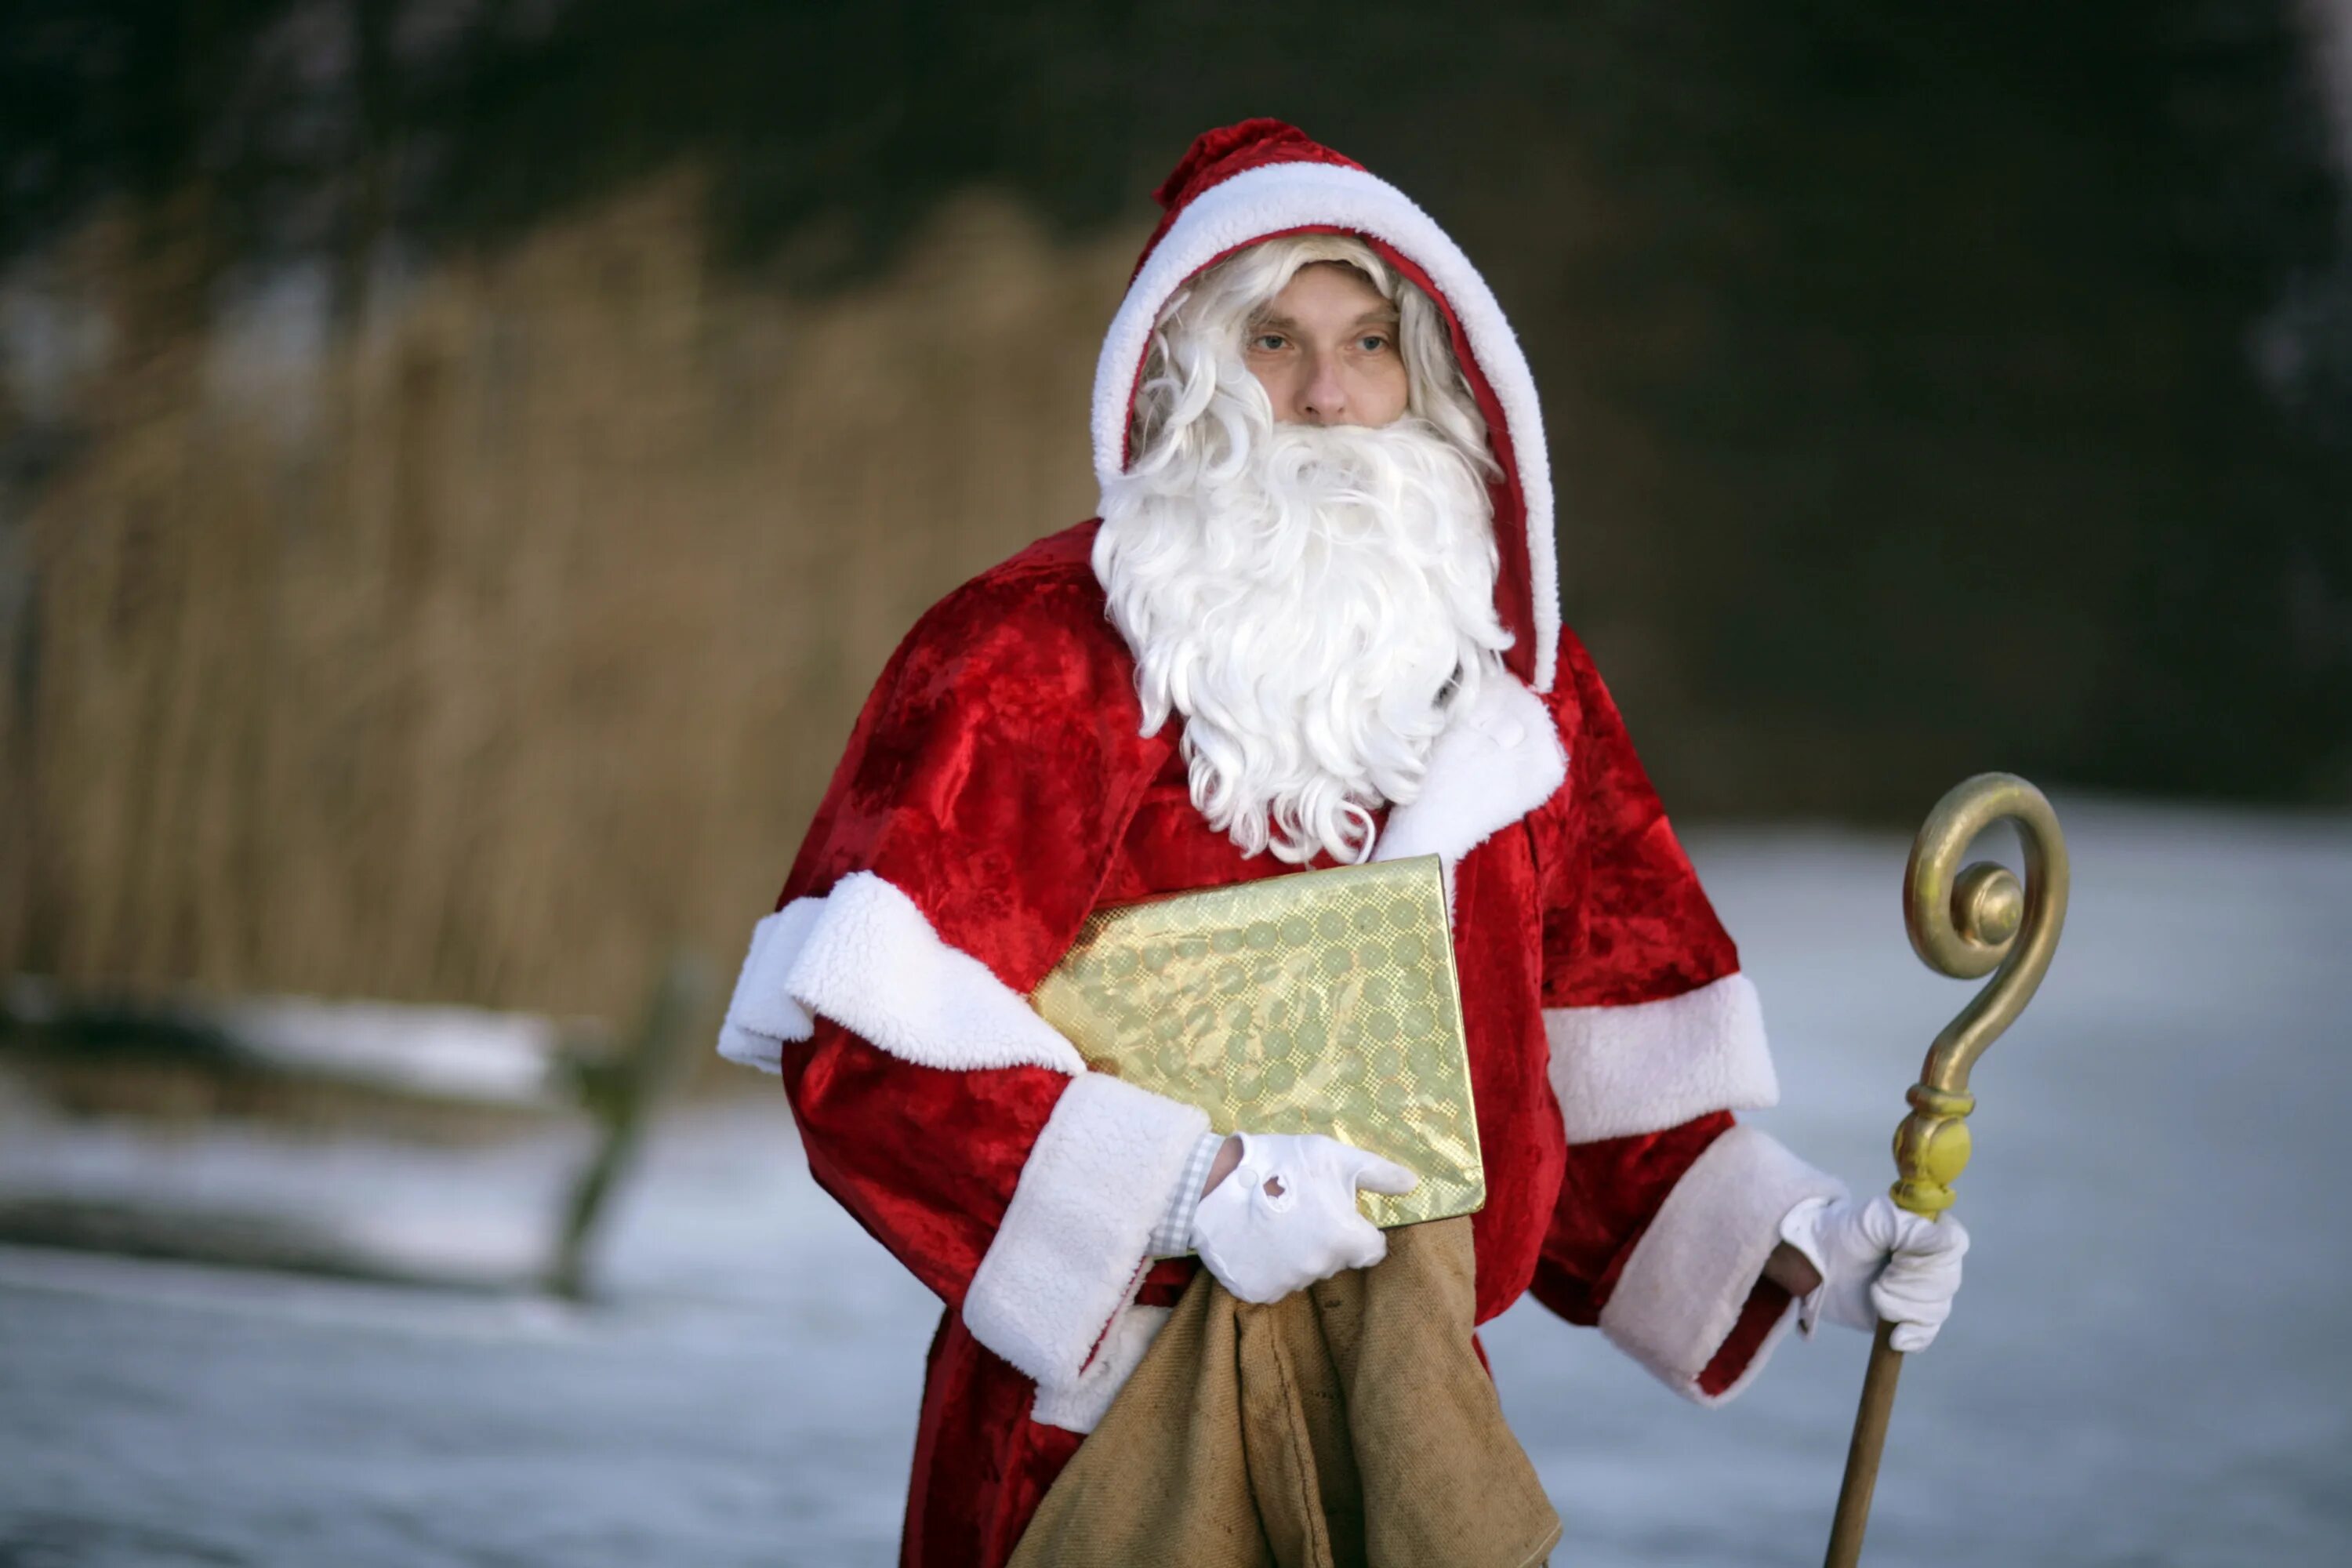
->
xmin=1357 ymin=332 xmax=1391 ymax=353
xmin=1247 ymin=332 xmax=1289 ymax=353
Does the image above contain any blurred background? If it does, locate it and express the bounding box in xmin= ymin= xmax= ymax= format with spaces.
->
xmin=1 ymin=3 xmax=2348 ymax=1566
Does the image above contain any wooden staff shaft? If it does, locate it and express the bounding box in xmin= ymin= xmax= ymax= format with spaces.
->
xmin=1823 ymin=1321 xmax=1904 ymax=1568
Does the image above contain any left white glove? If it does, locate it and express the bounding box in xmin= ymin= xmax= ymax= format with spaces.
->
xmin=1780 ymin=1194 xmax=1969 ymax=1353
xmin=1189 ymin=1131 xmax=1417 ymax=1305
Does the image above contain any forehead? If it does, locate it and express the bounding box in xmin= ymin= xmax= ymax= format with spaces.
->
xmin=1261 ymin=261 xmax=1395 ymax=321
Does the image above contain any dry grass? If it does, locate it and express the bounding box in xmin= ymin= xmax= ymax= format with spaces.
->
xmin=2 ymin=176 xmax=1137 ymax=1023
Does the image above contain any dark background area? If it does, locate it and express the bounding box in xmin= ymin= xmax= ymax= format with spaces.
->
xmin=3 ymin=0 xmax=2348 ymax=1014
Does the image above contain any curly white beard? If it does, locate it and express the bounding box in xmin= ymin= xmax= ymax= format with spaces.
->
xmin=1094 ymin=415 xmax=1515 ymax=866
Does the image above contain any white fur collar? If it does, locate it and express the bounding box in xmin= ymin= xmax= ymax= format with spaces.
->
xmin=1371 ymin=673 xmax=1566 ymax=887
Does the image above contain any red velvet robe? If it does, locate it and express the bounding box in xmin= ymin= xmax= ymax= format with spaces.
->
xmin=717 ymin=119 xmax=1842 ymax=1568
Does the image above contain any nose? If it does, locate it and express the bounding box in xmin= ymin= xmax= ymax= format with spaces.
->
xmin=1296 ymin=350 xmax=1348 ymax=425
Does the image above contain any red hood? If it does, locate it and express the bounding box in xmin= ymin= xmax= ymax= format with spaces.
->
xmin=1091 ymin=118 xmax=1560 ymax=692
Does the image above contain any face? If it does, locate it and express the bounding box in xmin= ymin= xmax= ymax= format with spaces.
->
xmin=1242 ymin=262 xmax=1410 ymax=427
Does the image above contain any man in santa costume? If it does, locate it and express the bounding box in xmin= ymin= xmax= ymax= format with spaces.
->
xmin=720 ymin=120 xmax=1968 ymax=1566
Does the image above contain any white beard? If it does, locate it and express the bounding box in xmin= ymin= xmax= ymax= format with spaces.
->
xmin=1094 ymin=415 xmax=1515 ymax=866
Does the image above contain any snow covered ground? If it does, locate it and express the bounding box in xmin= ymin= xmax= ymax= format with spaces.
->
xmin=2 ymin=799 xmax=2347 ymax=1566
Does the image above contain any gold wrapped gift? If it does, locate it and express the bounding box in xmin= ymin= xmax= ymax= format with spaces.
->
xmin=1030 ymin=855 xmax=1484 ymax=1233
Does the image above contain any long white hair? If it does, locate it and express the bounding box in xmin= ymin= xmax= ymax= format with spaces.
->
xmin=1095 ymin=234 xmax=1515 ymax=866
xmin=1122 ymin=234 xmax=1495 ymax=479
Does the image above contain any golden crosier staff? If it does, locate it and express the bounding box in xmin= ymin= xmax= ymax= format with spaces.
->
xmin=1822 ymin=774 xmax=2071 ymax=1568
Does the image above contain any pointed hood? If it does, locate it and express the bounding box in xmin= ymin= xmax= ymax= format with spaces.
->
xmin=1091 ymin=118 xmax=1560 ymax=692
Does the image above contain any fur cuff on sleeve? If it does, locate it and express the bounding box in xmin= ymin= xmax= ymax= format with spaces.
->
xmin=716 ymin=870 xmax=1087 ymax=1076
xmin=1544 ymin=974 xmax=1778 ymax=1142
xmin=963 ymin=1073 xmax=1211 ymax=1426
xmin=717 ymin=899 xmax=827 ymax=1070
xmin=1029 ymin=1303 xmax=1174 ymax=1434
xmin=1598 ymin=1125 xmax=1845 ymax=1406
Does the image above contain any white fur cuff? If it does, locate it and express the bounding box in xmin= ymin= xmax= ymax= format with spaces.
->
xmin=1544 ymin=973 xmax=1779 ymax=1142
xmin=714 ymin=871 xmax=1088 ymax=1077
xmin=1598 ymin=1125 xmax=1845 ymax=1406
xmin=1029 ymin=1303 xmax=1173 ymax=1434
xmin=717 ymin=900 xmax=826 ymax=1071
xmin=963 ymin=1073 xmax=1210 ymax=1422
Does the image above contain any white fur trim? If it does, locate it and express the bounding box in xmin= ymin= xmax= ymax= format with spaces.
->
xmin=1030 ymin=1304 xmax=1173 ymax=1434
xmin=1371 ymin=673 xmax=1566 ymax=909
xmin=1598 ymin=1125 xmax=1846 ymax=1406
xmin=1093 ymin=161 xmax=1560 ymax=691
xmin=964 ymin=1073 xmax=1211 ymax=1412
xmin=717 ymin=900 xmax=826 ymax=1071
xmin=1544 ymin=974 xmax=1779 ymax=1142
xmin=713 ymin=871 xmax=1087 ymax=1076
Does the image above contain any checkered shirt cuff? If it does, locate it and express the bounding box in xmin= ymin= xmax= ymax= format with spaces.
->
xmin=1149 ymin=1131 xmax=1229 ymax=1258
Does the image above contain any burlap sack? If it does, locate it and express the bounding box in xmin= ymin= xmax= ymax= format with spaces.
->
xmin=1009 ymin=1217 xmax=1561 ymax=1568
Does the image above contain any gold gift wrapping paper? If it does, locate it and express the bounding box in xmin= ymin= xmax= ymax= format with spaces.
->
xmin=1030 ymin=855 xmax=1484 ymax=1233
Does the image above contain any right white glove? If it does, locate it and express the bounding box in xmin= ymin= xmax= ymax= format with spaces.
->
xmin=1780 ymin=1193 xmax=1970 ymax=1353
xmin=1189 ymin=1131 xmax=1417 ymax=1305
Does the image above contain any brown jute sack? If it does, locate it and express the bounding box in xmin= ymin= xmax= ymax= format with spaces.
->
xmin=1009 ymin=1217 xmax=1562 ymax=1568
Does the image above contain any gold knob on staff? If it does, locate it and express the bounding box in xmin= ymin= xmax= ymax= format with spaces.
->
xmin=1887 ymin=773 xmax=2069 ymax=1218
xmin=1824 ymin=771 xmax=2070 ymax=1568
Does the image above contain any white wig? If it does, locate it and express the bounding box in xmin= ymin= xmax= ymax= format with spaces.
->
xmin=1126 ymin=233 xmax=1497 ymax=488
xmin=1097 ymin=234 xmax=1515 ymax=866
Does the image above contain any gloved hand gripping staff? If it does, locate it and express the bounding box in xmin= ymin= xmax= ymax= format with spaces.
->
xmin=1822 ymin=773 xmax=2071 ymax=1568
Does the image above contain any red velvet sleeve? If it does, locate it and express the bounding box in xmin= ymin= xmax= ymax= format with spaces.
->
xmin=1529 ymin=1113 xmax=1735 ymax=1326
xmin=784 ymin=1030 xmax=1070 ymax=1310
xmin=1524 ymin=632 xmax=1746 ymax=1324
xmin=1534 ymin=631 xmax=1739 ymax=1014
xmin=778 ymin=550 xmax=1166 ymax=986
xmin=761 ymin=547 xmax=1172 ymax=1312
